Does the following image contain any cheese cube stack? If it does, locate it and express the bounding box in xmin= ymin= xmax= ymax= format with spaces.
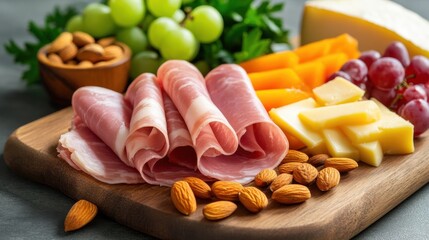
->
xmin=269 ymin=78 xmax=414 ymax=167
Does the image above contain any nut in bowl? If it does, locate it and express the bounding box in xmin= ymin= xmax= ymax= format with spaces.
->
xmin=37 ymin=32 xmax=131 ymax=106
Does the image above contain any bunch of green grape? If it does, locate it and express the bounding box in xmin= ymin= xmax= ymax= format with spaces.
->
xmin=66 ymin=0 xmax=223 ymax=77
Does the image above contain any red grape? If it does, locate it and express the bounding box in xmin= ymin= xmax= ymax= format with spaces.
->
xmin=327 ymin=71 xmax=351 ymax=82
xmin=359 ymin=50 xmax=380 ymax=69
xmin=402 ymin=85 xmax=427 ymax=102
xmin=405 ymin=55 xmax=429 ymax=85
xmin=383 ymin=41 xmax=410 ymax=67
xmin=368 ymin=57 xmax=404 ymax=90
xmin=399 ymin=99 xmax=429 ymax=136
xmin=417 ymin=83 xmax=429 ymax=102
xmin=340 ymin=59 xmax=368 ymax=83
xmin=370 ymin=87 xmax=396 ymax=107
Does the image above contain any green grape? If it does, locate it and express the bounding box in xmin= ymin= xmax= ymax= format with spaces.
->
xmin=148 ymin=17 xmax=179 ymax=49
xmin=109 ymin=0 xmax=145 ymax=27
xmin=140 ymin=13 xmax=155 ymax=32
xmin=131 ymin=51 xmax=163 ymax=78
xmin=116 ymin=27 xmax=148 ymax=55
xmin=147 ymin=0 xmax=181 ymax=17
xmin=66 ymin=15 xmax=83 ymax=32
xmin=185 ymin=5 xmax=223 ymax=43
xmin=172 ymin=9 xmax=185 ymax=23
xmin=159 ymin=27 xmax=198 ymax=61
xmin=82 ymin=3 xmax=117 ymax=38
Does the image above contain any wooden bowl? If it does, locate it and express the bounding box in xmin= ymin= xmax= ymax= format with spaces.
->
xmin=37 ymin=42 xmax=131 ymax=107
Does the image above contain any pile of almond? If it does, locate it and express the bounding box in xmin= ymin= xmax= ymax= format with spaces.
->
xmin=44 ymin=31 xmax=124 ymax=68
xmin=170 ymin=150 xmax=358 ymax=221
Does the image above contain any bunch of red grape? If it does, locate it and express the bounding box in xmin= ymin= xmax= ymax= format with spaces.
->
xmin=329 ymin=41 xmax=429 ymax=137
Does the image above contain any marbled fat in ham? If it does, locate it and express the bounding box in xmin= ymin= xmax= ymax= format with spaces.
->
xmin=163 ymin=93 xmax=197 ymax=170
xmin=57 ymin=116 xmax=144 ymax=184
xmin=203 ymin=64 xmax=289 ymax=183
xmin=124 ymin=73 xmax=169 ymax=184
xmin=72 ymin=86 xmax=132 ymax=165
xmin=157 ymin=60 xmax=238 ymax=159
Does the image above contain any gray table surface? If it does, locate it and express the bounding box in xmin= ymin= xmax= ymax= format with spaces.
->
xmin=1 ymin=0 xmax=428 ymax=239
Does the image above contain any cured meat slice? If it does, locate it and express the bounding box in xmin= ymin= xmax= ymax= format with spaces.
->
xmin=72 ymin=86 xmax=132 ymax=165
xmin=203 ymin=64 xmax=289 ymax=183
xmin=163 ymin=93 xmax=197 ymax=170
xmin=57 ymin=116 xmax=144 ymax=184
xmin=157 ymin=60 xmax=238 ymax=159
xmin=124 ymin=73 xmax=169 ymax=184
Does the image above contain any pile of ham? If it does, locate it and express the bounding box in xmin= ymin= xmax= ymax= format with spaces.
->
xmin=57 ymin=60 xmax=289 ymax=186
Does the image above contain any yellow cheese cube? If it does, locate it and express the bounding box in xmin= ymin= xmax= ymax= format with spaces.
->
xmin=269 ymin=98 xmax=325 ymax=151
xmin=313 ymin=77 xmax=364 ymax=106
xmin=322 ymin=128 xmax=359 ymax=160
xmin=342 ymin=122 xmax=381 ymax=144
xmin=355 ymin=141 xmax=383 ymax=167
xmin=298 ymin=100 xmax=381 ymax=130
xmin=301 ymin=0 xmax=429 ymax=58
xmin=372 ymin=99 xmax=414 ymax=154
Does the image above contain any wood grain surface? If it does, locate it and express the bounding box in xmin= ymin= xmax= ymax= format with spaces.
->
xmin=4 ymin=107 xmax=429 ymax=240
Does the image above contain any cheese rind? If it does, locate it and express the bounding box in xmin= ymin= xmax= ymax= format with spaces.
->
xmin=298 ymin=100 xmax=381 ymax=130
xmin=301 ymin=0 xmax=429 ymax=58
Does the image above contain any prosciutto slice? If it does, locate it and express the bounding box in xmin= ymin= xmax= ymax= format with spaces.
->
xmin=203 ymin=64 xmax=289 ymax=183
xmin=123 ymin=73 xmax=169 ymax=184
xmin=163 ymin=93 xmax=197 ymax=170
xmin=57 ymin=116 xmax=143 ymax=184
xmin=157 ymin=60 xmax=238 ymax=159
xmin=72 ymin=86 xmax=131 ymax=165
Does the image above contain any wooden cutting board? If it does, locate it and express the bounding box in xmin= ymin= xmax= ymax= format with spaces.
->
xmin=4 ymin=107 xmax=429 ymax=239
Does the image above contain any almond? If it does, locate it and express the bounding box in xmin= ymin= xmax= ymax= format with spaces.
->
xmin=254 ymin=168 xmax=277 ymax=187
xmin=47 ymin=53 xmax=63 ymax=65
xmin=278 ymin=162 xmax=302 ymax=174
xmin=272 ymin=184 xmax=311 ymax=204
xmin=76 ymin=43 xmax=105 ymax=63
xmin=324 ymin=157 xmax=358 ymax=173
xmin=239 ymin=187 xmax=268 ymax=213
xmin=293 ymin=163 xmax=318 ymax=185
xmin=184 ymin=177 xmax=212 ymax=199
xmin=171 ymin=180 xmax=197 ymax=216
xmin=308 ymin=153 xmax=329 ymax=167
xmin=211 ymin=181 xmax=244 ymax=201
xmin=269 ymin=173 xmax=293 ymax=192
xmin=48 ymin=32 xmax=73 ymax=53
xmin=203 ymin=201 xmax=237 ymax=221
xmin=282 ymin=150 xmax=309 ymax=164
xmin=72 ymin=31 xmax=95 ymax=47
xmin=64 ymin=199 xmax=98 ymax=232
xmin=77 ymin=60 xmax=93 ymax=68
xmin=317 ymin=167 xmax=340 ymax=191
xmin=66 ymin=60 xmax=77 ymax=66
xmin=58 ymin=43 xmax=78 ymax=62
xmin=102 ymin=45 xmax=123 ymax=61
xmin=97 ymin=37 xmax=116 ymax=47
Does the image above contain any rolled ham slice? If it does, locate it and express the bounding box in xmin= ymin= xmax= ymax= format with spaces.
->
xmin=157 ymin=60 xmax=238 ymax=160
xmin=72 ymin=86 xmax=132 ymax=165
xmin=203 ymin=64 xmax=289 ymax=183
xmin=124 ymin=73 xmax=169 ymax=184
xmin=163 ymin=93 xmax=197 ymax=170
xmin=57 ymin=116 xmax=144 ymax=184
